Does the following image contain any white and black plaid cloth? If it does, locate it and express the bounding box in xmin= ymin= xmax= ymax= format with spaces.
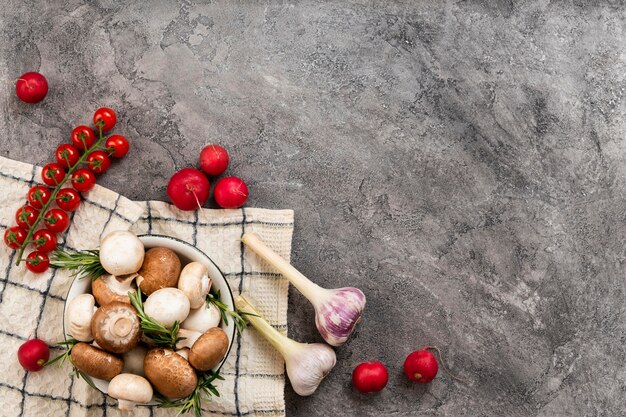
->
xmin=0 ymin=156 xmax=293 ymax=417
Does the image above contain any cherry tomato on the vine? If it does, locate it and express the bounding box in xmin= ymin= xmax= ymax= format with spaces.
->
xmin=28 ymin=185 xmax=52 ymax=210
xmin=25 ymin=251 xmax=49 ymax=273
xmin=41 ymin=163 xmax=66 ymax=187
xmin=105 ymin=135 xmax=129 ymax=158
xmin=55 ymin=144 xmax=80 ymax=168
xmin=55 ymin=188 xmax=81 ymax=212
xmin=43 ymin=209 xmax=70 ymax=233
xmin=71 ymin=125 xmax=96 ymax=150
xmin=4 ymin=226 xmax=27 ymax=249
xmin=71 ymin=169 xmax=96 ymax=192
xmin=15 ymin=205 xmax=39 ymax=229
xmin=32 ymin=229 xmax=57 ymax=253
xmin=93 ymin=107 xmax=116 ymax=132
xmin=86 ymin=150 xmax=111 ymax=174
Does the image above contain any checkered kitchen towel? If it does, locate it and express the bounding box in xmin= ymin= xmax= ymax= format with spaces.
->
xmin=0 ymin=156 xmax=293 ymax=417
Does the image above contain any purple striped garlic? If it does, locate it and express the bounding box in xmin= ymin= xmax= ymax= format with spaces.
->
xmin=242 ymin=233 xmax=366 ymax=346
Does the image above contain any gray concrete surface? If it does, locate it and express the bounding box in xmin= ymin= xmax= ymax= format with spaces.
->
xmin=2 ymin=1 xmax=626 ymax=416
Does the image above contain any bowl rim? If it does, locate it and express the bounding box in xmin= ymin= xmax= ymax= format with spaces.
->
xmin=62 ymin=233 xmax=237 ymax=398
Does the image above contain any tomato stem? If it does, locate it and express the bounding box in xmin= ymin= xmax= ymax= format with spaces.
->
xmin=15 ymin=124 xmax=106 ymax=266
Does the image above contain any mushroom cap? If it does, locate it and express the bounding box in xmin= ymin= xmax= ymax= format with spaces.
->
xmin=188 ymin=327 xmax=229 ymax=371
xmin=71 ymin=342 xmax=123 ymax=381
xmin=100 ymin=231 xmax=145 ymax=276
xmin=92 ymin=302 xmax=142 ymax=354
xmin=136 ymin=247 xmax=181 ymax=295
xmin=92 ymin=274 xmax=136 ymax=306
xmin=66 ymin=293 xmax=96 ymax=342
xmin=180 ymin=303 xmax=221 ymax=333
xmin=122 ymin=346 xmax=148 ymax=377
xmin=144 ymin=288 xmax=190 ymax=329
xmin=108 ymin=373 xmax=153 ymax=408
xmin=177 ymin=262 xmax=211 ymax=309
xmin=144 ymin=348 xmax=197 ymax=398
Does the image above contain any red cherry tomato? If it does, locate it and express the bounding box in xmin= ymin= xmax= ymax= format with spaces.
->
xmin=71 ymin=125 xmax=96 ymax=150
xmin=93 ymin=107 xmax=116 ymax=132
xmin=15 ymin=72 xmax=48 ymax=104
xmin=352 ymin=362 xmax=389 ymax=393
xmin=105 ymin=135 xmax=129 ymax=158
xmin=403 ymin=349 xmax=439 ymax=383
xmin=55 ymin=144 xmax=80 ymax=168
xmin=17 ymin=339 xmax=50 ymax=371
xmin=86 ymin=150 xmax=111 ymax=174
xmin=32 ymin=229 xmax=57 ymax=253
xmin=15 ymin=205 xmax=39 ymax=229
xmin=71 ymin=168 xmax=96 ymax=192
xmin=25 ymin=251 xmax=50 ymax=273
xmin=41 ymin=163 xmax=66 ymax=187
xmin=43 ymin=209 xmax=70 ymax=233
xmin=28 ymin=185 xmax=52 ymax=210
xmin=4 ymin=226 xmax=27 ymax=249
xmin=55 ymin=188 xmax=81 ymax=212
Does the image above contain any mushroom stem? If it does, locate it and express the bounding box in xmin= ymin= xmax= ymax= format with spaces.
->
xmin=117 ymin=399 xmax=136 ymax=411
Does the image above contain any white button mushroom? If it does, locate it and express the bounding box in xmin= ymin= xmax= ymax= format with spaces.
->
xmin=180 ymin=303 xmax=221 ymax=333
xmin=66 ymin=294 xmax=97 ymax=342
xmin=177 ymin=262 xmax=212 ymax=309
xmin=175 ymin=328 xmax=203 ymax=350
xmin=108 ymin=373 xmax=153 ymax=410
xmin=143 ymin=288 xmax=190 ymax=329
xmin=99 ymin=231 xmax=145 ymax=276
xmin=122 ymin=346 xmax=148 ymax=377
xmin=176 ymin=348 xmax=190 ymax=361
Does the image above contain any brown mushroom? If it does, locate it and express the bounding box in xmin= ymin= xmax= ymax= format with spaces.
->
xmin=136 ymin=247 xmax=181 ymax=295
xmin=71 ymin=342 xmax=123 ymax=381
xmin=188 ymin=327 xmax=229 ymax=371
xmin=144 ymin=348 xmax=197 ymax=398
xmin=92 ymin=302 xmax=141 ymax=354
xmin=92 ymin=274 xmax=136 ymax=306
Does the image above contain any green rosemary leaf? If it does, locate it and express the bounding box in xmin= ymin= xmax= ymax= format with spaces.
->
xmin=50 ymin=248 xmax=105 ymax=280
xmin=206 ymin=291 xmax=253 ymax=335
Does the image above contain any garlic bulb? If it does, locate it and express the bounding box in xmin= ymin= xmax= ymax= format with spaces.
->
xmin=242 ymin=233 xmax=366 ymax=346
xmin=235 ymin=295 xmax=336 ymax=396
xmin=314 ymin=287 xmax=366 ymax=346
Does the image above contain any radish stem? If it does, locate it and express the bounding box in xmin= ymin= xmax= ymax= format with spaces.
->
xmin=241 ymin=233 xmax=324 ymax=302
xmin=423 ymin=346 xmax=468 ymax=383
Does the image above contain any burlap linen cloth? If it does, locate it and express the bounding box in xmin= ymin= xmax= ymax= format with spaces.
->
xmin=0 ymin=156 xmax=293 ymax=417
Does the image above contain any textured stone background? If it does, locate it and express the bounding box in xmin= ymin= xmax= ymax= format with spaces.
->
xmin=2 ymin=1 xmax=626 ymax=416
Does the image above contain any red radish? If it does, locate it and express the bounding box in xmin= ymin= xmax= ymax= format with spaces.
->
xmin=15 ymin=72 xmax=48 ymax=103
xmin=404 ymin=348 xmax=438 ymax=383
xmin=199 ymin=144 xmax=229 ymax=176
xmin=213 ymin=176 xmax=248 ymax=209
xmin=18 ymin=339 xmax=50 ymax=371
xmin=352 ymin=361 xmax=388 ymax=393
xmin=167 ymin=168 xmax=211 ymax=211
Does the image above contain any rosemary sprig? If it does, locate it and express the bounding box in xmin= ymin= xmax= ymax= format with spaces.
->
xmin=157 ymin=371 xmax=224 ymax=417
xmin=49 ymin=248 xmax=105 ymax=280
xmin=43 ymin=338 xmax=97 ymax=390
xmin=206 ymin=290 xmax=255 ymax=334
xmin=129 ymin=289 xmax=182 ymax=349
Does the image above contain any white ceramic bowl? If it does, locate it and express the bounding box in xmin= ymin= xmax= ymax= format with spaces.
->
xmin=63 ymin=234 xmax=236 ymax=401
